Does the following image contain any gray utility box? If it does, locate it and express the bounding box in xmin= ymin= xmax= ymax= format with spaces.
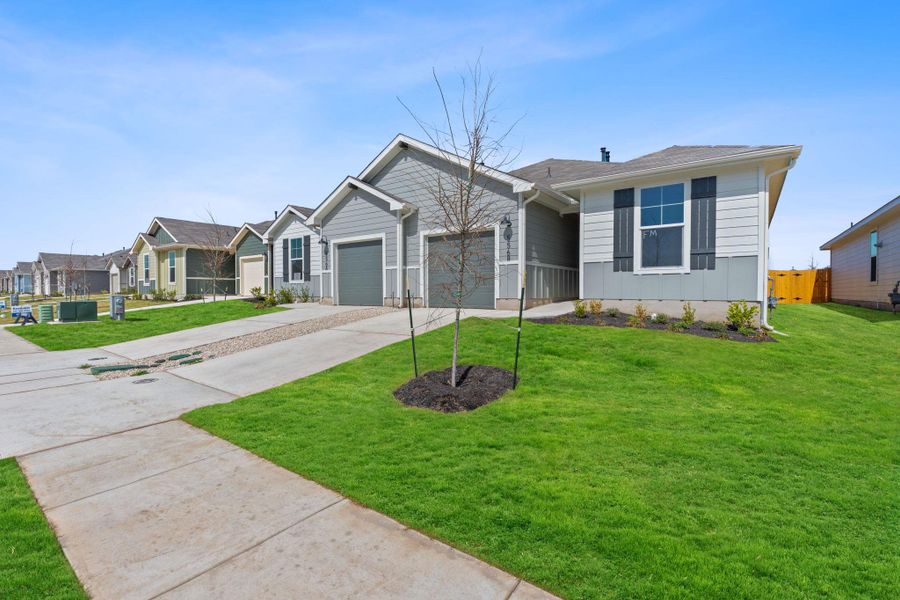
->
xmin=10 ymin=293 xmax=19 ymax=307
xmin=110 ymin=295 xmax=126 ymax=321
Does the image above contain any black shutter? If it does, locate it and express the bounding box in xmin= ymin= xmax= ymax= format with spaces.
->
xmin=690 ymin=176 xmax=717 ymax=270
xmin=303 ymin=236 xmax=311 ymax=281
xmin=613 ymin=188 xmax=634 ymax=272
xmin=282 ymin=238 xmax=289 ymax=281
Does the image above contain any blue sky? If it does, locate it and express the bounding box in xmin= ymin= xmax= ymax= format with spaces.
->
xmin=1 ymin=1 xmax=897 ymax=269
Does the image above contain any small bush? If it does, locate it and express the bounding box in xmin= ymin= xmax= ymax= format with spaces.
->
xmin=701 ymin=321 xmax=727 ymax=332
xmin=606 ymin=308 xmax=620 ymax=318
xmin=131 ymin=369 xmax=150 ymax=377
xmin=652 ymin=313 xmax=670 ymax=324
xmin=298 ymin=286 xmax=311 ymax=303
xmin=726 ymin=300 xmax=759 ymax=330
xmin=588 ymin=300 xmax=603 ymax=316
xmin=182 ymin=294 xmax=202 ymax=301
xmin=667 ymin=320 xmax=690 ymax=332
xmin=738 ymin=326 xmax=757 ymax=338
xmin=633 ymin=303 xmax=649 ymax=326
xmin=249 ymin=286 xmax=264 ymax=301
xmin=573 ymin=299 xmax=587 ymax=318
xmin=151 ymin=288 xmax=167 ymax=301
xmin=626 ymin=315 xmax=645 ymax=328
xmin=130 ymin=289 xmax=142 ymax=301
xmin=681 ymin=302 xmax=696 ymax=327
xmin=277 ymin=287 xmax=295 ymax=305
xmin=261 ymin=290 xmax=278 ymax=308
xmin=165 ymin=289 xmax=177 ymax=301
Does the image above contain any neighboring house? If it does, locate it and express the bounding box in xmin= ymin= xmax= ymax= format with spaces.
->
xmin=33 ymin=252 xmax=110 ymax=296
xmin=106 ymin=250 xmax=136 ymax=294
xmin=12 ymin=262 xmax=32 ymax=294
xmin=0 ymin=269 xmax=11 ymax=293
xmin=820 ymin=195 xmax=899 ymax=311
xmin=130 ymin=217 xmax=240 ymax=298
xmin=229 ymin=218 xmax=275 ymax=295
xmin=262 ymin=206 xmax=319 ymax=297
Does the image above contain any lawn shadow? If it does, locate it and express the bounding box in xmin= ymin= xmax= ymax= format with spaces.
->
xmin=818 ymin=302 xmax=900 ymax=323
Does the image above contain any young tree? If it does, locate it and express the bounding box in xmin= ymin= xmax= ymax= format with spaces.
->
xmin=199 ymin=209 xmax=231 ymax=301
xmin=400 ymin=59 xmax=520 ymax=387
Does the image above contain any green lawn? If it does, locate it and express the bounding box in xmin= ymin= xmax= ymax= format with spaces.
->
xmin=10 ymin=300 xmax=285 ymax=351
xmin=185 ymin=304 xmax=899 ymax=599
xmin=0 ymin=459 xmax=85 ymax=599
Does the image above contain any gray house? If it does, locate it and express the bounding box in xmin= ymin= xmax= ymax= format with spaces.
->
xmin=0 ymin=269 xmax=11 ymax=293
xmin=33 ymin=252 xmax=110 ymax=296
xmin=263 ymin=205 xmax=319 ymax=297
xmin=106 ymin=250 xmax=136 ymax=294
xmin=230 ymin=219 xmax=274 ymax=295
xmin=12 ymin=262 xmax=33 ymax=294
xmin=308 ymin=135 xmax=578 ymax=308
xmin=821 ymin=195 xmax=899 ymax=311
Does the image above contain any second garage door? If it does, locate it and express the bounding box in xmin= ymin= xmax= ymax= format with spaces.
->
xmin=240 ymin=256 xmax=265 ymax=295
xmin=427 ymin=231 xmax=495 ymax=309
xmin=337 ymin=239 xmax=383 ymax=306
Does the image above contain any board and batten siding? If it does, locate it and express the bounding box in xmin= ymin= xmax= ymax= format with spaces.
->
xmin=271 ymin=215 xmax=321 ymax=297
xmin=525 ymin=201 xmax=578 ymax=301
xmin=184 ymin=249 xmax=236 ymax=295
xmin=367 ymin=147 xmax=520 ymax=301
xmin=581 ymin=165 xmax=762 ymax=302
xmin=830 ymin=211 xmax=900 ymax=308
xmin=320 ymin=189 xmax=397 ymax=301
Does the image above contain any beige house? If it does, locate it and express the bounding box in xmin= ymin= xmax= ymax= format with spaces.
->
xmin=821 ymin=195 xmax=899 ymax=310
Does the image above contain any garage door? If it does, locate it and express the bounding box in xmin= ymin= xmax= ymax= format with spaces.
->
xmin=110 ymin=273 xmax=119 ymax=293
xmin=427 ymin=231 xmax=495 ymax=309
xmin=240 ymin=256 xmax=265 ymax=295
xmin=337 ymin=239 xmax=383 ymax=306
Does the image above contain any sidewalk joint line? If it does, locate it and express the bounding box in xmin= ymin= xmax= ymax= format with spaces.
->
xmin=504 ymin=579 xmax=523 ymax=600
xmin=17 ymin=418 xmax=182 ymax=460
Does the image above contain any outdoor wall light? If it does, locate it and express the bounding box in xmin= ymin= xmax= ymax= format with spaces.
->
xmin=500 ymin=214 xmax=513 ymax=261
xmin=319 ymin=235 xmax=330 ymax=269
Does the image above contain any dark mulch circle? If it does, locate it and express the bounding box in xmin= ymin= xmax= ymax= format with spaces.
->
xmin=529 ymin=311 xmax=775 ymax=343
xmin=394 ymin=364 xmax=516 ymax=413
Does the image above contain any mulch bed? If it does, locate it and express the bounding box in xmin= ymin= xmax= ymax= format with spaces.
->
xmin=394 ymin=364 xmax=516 ymax=412
xmin=529 ymin=311 xmax=775 ymax=343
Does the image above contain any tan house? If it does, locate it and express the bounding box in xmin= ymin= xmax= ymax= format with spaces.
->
xmin=821 ymin=195 xmax=899 ymax=310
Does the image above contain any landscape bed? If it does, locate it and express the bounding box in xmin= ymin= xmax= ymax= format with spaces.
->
xmin=9 ymin=300 xmax=285 ymax=351
xmin=185 ymin=304 xmax=899 ymax=599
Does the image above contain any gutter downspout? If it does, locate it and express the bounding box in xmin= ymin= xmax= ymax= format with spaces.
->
xmin=761 ymin=157 xmax=797 ymax=331
xmin=400 ymin=209 xmax=416 ymax=303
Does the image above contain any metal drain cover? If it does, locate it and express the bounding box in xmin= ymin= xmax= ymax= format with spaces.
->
xmin=88 ymin=357 xmax=108 ymax=361
xmin=132 ymin=378 xmax=157 ymax=384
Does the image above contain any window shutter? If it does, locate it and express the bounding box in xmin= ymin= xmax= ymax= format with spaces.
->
xmin=303 ymin=236 xmax=311 ymax=281
xmin=613 ymin=188 xmax=634 ymax=272
xmin=690 ymin=176 xmax=717 ymax=270
xmin=282 ymin=238 xmax=289 ymax=281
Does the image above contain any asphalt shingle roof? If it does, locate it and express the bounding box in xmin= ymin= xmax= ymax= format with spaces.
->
xmin=15 ymin=262 xmax=32 ymax=272
xmin=288 ymin=205 xmax=314 ymax=218
xmin=154 ymin=217 xmax=240 ymax=247
xmin=37 ymin=252 xmax=110 ymax=271
xmin=249 ymin=220 xmax=274 ymax=235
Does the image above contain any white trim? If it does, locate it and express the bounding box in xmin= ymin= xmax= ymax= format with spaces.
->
xmin=555 ymin=146 xmax=803 ymax=191
xmin=633 ymin=180 xmax=692 ymax=275
xmin=418 ymin=226 xmax=500 ymax=309
xmin=147 ymin=218 xmax=178 ymax=243
xmin=238 ymin=255 xmax=266 ymax=295
xmin=758 ymin=166 xmax=767 ymax=306
xmin=262 ymin=205 xmax=314 ymax=242
xmin=308 ymin=176 xmax=412 ymax=225
xmin=579 ymin=189 xmax=585 ymax=299
xmin=330 ymin=233 xmax=386 ymax=305
xmin=287 ymin=237 xmax=305 ymax=283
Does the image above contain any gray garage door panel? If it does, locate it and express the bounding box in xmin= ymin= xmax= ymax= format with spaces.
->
xmin=338 ymin=240 xmax=383 ymax=306
xmin=428 ymin=231 xmax=495 ymax=309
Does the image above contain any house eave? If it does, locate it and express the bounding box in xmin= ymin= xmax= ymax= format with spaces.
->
xmin=820 ymin=196 xmax=900 ymax=250
xmin=308 ymin=176 xmax=414 ymax=226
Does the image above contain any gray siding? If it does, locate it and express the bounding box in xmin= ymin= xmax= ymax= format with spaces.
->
xmin=370 ymin=147 xmax=520 ymax=299
xmin=154 ymin=226 xmax=175 ymax=246
xmin=583 ymin=256 xmax=758 ymax=301
xmin=185 ymin=248 xmax=235 ymax=295
xmin=235 ymin=232 xmax=268 ymax=290
xmin=269 ymin=212 xmax=321 ymax=298
xmin=526 ymin=202 xmax=577 ymax=267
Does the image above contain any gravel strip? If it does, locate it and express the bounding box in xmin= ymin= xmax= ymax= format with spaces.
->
xmin=95 ymin=307 xmax=394 ymax=380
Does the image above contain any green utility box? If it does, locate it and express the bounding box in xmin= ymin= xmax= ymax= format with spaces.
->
xmin=37 ymin=304 xmax=54 ymax=323
xmin=58 ymin=301 xmax=98 ymax=322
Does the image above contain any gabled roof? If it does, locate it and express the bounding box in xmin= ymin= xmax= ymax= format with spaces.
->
xmin=151 ymin=217 xmax=240 ymax=247
xmin=261 ymin=205 xmax=317 ymax=241
xmin=229 ymin=219 xmax=276 ymax=247
xmin=15 ymin=261 xmax=32 ymax=272
xmin=820 ymin=195 xmax=900 ymax=250
xmin=308 ymin=177 xmax=413 ymax=226
xmin=522 ymin=144 xmax=802 ymax=190
xmin=36 ymin=252 xmax=110 ymax=271
xmin=129 ymin=232 xmax=158 ymax=255
xmin=104 ymin=249 xmax=133 ymax=270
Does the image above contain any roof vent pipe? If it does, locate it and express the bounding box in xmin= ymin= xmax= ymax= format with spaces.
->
xmin=601 ymin=147 xmax=611 ymax=162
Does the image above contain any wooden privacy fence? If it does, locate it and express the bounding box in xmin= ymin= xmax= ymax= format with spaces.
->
xmin=768 ymin=268 xmax=831 ymax=304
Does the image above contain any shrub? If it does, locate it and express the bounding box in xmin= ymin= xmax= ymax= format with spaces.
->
xmin=183 ymin=294 xmax=202 ymax=301
xmin=738 ymin=326 xmax=757 ymax=338
xmin=151 ymin=288 xmax=167 ymax=301
xmin=130 ymin=289 xmax=142 ymax=301
xmin=652 ymin=313 xmax=670 ymax=324
xmin=716 ymin=330 xmax=730 ymax=340
xmin=633 ymin=303 xmax=649 ymax=326
xmin=626 ymin=315 xmax=645 ymax=328
xmin=701 ymin=321 xmax=727 ymax=332
xmin=667 ymin=320 xmax=690 ymax=331
xmin=277 ymin=287 xmax=295 ymax=305
xmin=298 ymin=285 xmax=311 ymax=303
xmin=165 ymin=289 xmax=177 ymax=301
xmin=606 ymin=307 xmax=620 ymax=318
xmin=588 ymin=300 xmax=602 ymax=316
xmin=573 ymin=299 xmax=587 ymax=318
xmin=681 ymin=302 xmax=696 ymax=327
xmin=249 ymin=286 xmax=264 ymax=301
xmin=726 ymin=300 xmax=759 ymax=330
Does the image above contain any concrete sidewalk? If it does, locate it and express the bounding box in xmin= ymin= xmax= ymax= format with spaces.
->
xmin=20 ymin=420 xmax=554 ymax=600
xmin=0 ymin=326 xmax=44 ymax=356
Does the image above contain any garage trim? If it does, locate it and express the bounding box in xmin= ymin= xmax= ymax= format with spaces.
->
xmin=330 ymin=233 xmax=386 ymax=305
xmin=238 ymin=255 xmax=266 ymax=295
xmin=419 ymin=225 xmax=500 ymax=309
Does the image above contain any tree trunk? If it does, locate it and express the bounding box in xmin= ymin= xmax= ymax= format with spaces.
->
xmin=451 ymin=306 xmax=461 ymax=387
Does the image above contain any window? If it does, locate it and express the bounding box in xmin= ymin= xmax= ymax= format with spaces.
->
xmin=290 ymin=238 xmax=303 ymax=281
xmin=640 ymin=183 xmax=685 ymax=268
xmin=129 ymin=267 xmax=135 ymax=287
xmin=870 ymin=230 xmax=878 ymax=282
xmin=143 ymin=254 xmax=150 ymax=284
xmin=168 ymin=251 xmax=176 ymax=284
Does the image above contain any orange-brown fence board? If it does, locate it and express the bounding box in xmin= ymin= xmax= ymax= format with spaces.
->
xmin=768 ymin=268 xmax=831 ymax=304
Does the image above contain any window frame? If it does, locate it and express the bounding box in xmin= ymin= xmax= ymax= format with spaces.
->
xmin=634 ymin=180 xmax=692 ymax=274
xmin=129 ymin=266 xmax=135 ymax=287
xmin=289 ymin=237 xmax=304 ymax=282
xmin=143 ymin=254 xmax=150 ymax=284
xmin=168 ymin=251 xmax=176 ymax=285
xmin=869 ymin=230 xmax=878 ymax=283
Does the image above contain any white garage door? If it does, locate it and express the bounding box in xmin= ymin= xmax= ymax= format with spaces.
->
xmin=240 ymin=256 xmax=265 ymax=295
